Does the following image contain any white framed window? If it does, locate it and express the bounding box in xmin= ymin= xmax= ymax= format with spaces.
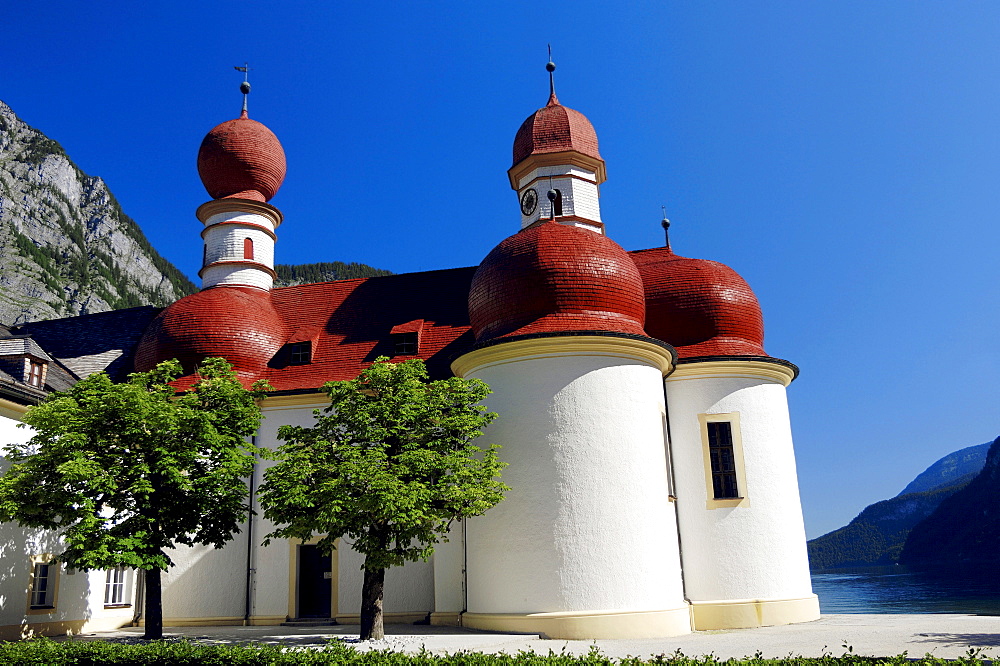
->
xmin=26 ymin=360 xmax=44 ymax=387
xmin=104 ymin=567 xmax=131 ymax=607
xmin=698 ymin=412 xmax=749 ymax=509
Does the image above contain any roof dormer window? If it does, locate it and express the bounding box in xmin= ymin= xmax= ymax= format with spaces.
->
xmin=289 ymin=341 xmax=312 ymax=365
xmin=389 ymin=320 xmax=424 ymax=357
xmin=393 ymin=333 xmax=418 ymax=356
xmin=27 ymin=360 xmax=44 ymax=388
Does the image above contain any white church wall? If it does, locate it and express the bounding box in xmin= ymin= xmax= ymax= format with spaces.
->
xmin=0 ymin=412 xmax=137 ymax=638
xmin=335 ymin=545 xmax=434 ymax=621
xmin=250 ymin=400 xmax=323 ymax=621
xmin=160 ymin=537 xmax=250 ymax=623
xmin=664 ymin=364 xmax=818 ymax=629
xmin=201 ymin=265 xmax=274 ymax=290
xmin=455 ymin=340 xmax=690 ymax=638
xmin=430 ymin=521 xmax=464 ymax=623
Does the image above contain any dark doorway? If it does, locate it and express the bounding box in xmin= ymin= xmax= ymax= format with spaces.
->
xmin=297 ymin=545 xmax=332 ymax=618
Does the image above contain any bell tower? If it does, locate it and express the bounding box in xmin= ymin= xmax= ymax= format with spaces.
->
xmin=195 ymin=73 xmax=286 ymax=291
xmin=508 ymin=56 xmax=606 ymax=233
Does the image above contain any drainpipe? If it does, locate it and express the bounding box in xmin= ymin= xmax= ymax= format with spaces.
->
xmin=243 ymin=437 xmax=258 ymax=626
xmin=461 ymin=518 xmax=468 ymax=625
xmin=662 ymin=366 xmax=689 ymax=603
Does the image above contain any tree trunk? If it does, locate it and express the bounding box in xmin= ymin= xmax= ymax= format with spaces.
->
xmin=359 ymin=564 xmax=385 ymax=640
xmin=143 ymin=568 xmax=163 ymax=640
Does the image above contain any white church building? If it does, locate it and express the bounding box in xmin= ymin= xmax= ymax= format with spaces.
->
xmin=0 ymin=65 xmax=818 ymax=640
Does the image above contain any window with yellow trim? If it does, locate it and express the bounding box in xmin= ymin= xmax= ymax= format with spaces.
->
xmin=27 ymin=555 xmax=58 ymax=612
xmin=698 ymin=413 xmax=749 ymax=508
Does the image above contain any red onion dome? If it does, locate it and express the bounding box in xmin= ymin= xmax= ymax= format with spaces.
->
xmin=631 ymin=247 xmax=766 ymax=358
xmin=469 ymin=221 xmax=646 ymax=342
xmin=512 ymin=93 xmax=602 ymax=167
xmin=197 ymin=111 xmax=286 ymax=202
xmin=135 ymin=286 xmax=286 ymax=382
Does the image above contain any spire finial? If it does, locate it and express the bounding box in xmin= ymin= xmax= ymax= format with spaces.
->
xmin=234 ymin=63 xmax=251 ymax=117
xmin=661 ymin=205 xmax=672 ymax=250
xmin=546 ymin=45 xmax=558 ymax=106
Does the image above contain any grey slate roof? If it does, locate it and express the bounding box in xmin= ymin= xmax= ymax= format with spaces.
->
xmin=13 ymin=306 xmax=162 ymax=382
xmin=0 ymin=337 xmax=52 ymax=362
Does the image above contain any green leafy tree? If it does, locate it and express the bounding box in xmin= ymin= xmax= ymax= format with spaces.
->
xmin=0 ymin=358 xmax=269 ymax=640
xmin=258 ymin=357 xmax=507 ymax=640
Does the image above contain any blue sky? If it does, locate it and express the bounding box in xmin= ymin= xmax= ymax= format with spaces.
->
xmin=3 ymin=2 xmax=999 ymax=538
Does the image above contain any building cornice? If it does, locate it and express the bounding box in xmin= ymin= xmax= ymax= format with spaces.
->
xmin=196 ymin=198 xmax=283 ymax=228
xmin=452 ymin=333 xmax=674 ymax=378
xmin=198 ymin=260 xmax=278 ymax=280
xmin=666 ymin=357 xmax=797 ymax=386
xmin=508 ymin=151 xmax=607 ymax=189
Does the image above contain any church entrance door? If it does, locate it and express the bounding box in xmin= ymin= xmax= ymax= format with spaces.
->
xmin=297 ymin=544 xmax=333 ymax=618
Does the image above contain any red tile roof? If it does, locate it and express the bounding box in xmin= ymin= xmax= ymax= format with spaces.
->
xmin=264 ymin=268 xmax=475 ymax=389
xmin=132 ymin=244 xmax=772 ymax=392
xmin=197 ymin=112 xmax=287 ymax=202
xmin=469 ymin=222 xmax=646 ymax=343
xmin=631 ymin=247 xmax=767 ymax=358
xmin=512 ymin=94 xmax=602 ymax=166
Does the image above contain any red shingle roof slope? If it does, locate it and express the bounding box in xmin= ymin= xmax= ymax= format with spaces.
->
xmin=512 ymin=94 xmax=602 ymax=166
xmin=469 ymin=222 xmax=646 ymax=342
xmin=265 ymin=267 xmax=476 ymax=390
xmin=197 ymin=112 xmax=287 ymax=202
xmin=631 ymin=246 xmax=767 ymax=358
xmin=132 ymin=246 xmax=774 ymax=392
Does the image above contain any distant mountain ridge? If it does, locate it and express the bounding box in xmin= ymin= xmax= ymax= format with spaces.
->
xmin=898 ymin=442 xmax=991 ymax=496
xmin=901 ymin=436 xmax=1000 ymax=567
xmin=0 ymin=100 xmax=195 ymax=325
xmin=808 ymin=441 xmax=992 ymax=570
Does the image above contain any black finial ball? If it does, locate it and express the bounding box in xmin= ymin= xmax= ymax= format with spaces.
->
xmin=661 ymin=218 xmax=671 ymax=230
xmin=546 ymin=61 xmax=556 ymax=73
xmin=547 ymin=189 xmax=557 ymax=202
xmin=240 ymin=81 xmax=251 ymax=95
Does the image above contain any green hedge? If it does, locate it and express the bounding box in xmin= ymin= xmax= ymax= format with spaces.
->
xmin=0 ymin=639 xmax=993 ymax=665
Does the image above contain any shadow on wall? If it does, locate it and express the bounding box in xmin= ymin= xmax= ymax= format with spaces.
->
xmin=159 ymin=534 xmax=252 ymax=624
xmin=0 ymin=521 xmax=95 ymax=640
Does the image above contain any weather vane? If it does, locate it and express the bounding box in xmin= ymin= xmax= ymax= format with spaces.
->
xmin=234 ymin=63 xmax=251 ymax=115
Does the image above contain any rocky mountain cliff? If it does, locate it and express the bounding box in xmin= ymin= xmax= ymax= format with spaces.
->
xmin=808 ymin=441 xmax=992 ymax=570
xmin=0 ymin=100 xmax=195 ymax=326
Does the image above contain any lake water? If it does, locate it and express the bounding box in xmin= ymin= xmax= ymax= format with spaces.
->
xmin=812 ymin=566 xmax=1000 ymax=614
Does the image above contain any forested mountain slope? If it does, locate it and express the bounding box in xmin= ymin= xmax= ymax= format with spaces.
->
xmin=808 ymin=441 xmax=991 ymax=570
xmin=901 ymin=436 xmax=1000 ymax=567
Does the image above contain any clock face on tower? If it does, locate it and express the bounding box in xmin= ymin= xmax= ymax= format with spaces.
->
xmin=520 ymin=188 xmax=538 ymax=216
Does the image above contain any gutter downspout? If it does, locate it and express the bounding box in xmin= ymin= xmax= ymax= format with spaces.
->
xmin=243 ymin=436 xmax=258 ymax=626
xmin=461 ymin=518 xmax=468 ymax=625
xmin=662 ymin=363 xmax=690 ymax=604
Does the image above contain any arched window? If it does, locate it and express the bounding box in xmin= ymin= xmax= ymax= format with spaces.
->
xmin=244 ymin=238 xmax=254 ymax=260
xmin=553 ymin=189 xmax=563 ymax=217
xmin=202 ymin=245 xmax=208 ymax=267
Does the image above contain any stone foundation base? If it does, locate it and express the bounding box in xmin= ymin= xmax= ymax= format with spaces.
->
xmin=690 ymin=595 xmax=820 ymax=630
xmin=461 ymin=606 xmax=692 ymax=639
